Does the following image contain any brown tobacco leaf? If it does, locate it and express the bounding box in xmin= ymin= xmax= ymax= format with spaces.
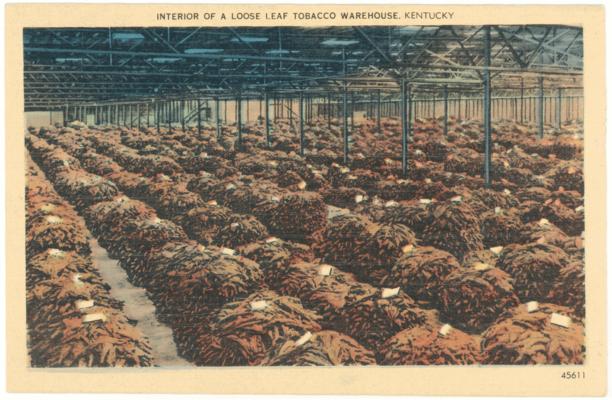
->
xmin=261 ymin=330 xmax=376 ymax=366
xmin=481 ymin=303 xmax=584 ymax=364
xmin=379 ymin=324 xmax=481 ymax=365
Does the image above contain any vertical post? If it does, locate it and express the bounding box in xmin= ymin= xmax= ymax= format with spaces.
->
xmin=137 ymin=104 xmax=141 ymax=130
xmin=156 ymin=102 xmax=161 ymax=134
xmin=556 ymin=87 xmax=562 ymax=128
xmin=289 ymin=96 xmax=293 ymax=128
xmin=246 ymin=97 xmax=250 ymax=124
xmin=63 ymin=105 xmax=68 ymax=127
xmin=457 ymin=93 xmax=462 ymax=120
xmin=538 ymin=77 xmax=544 ymax=138
xmin=215 ymin=97 xmax=221 ymax=140
xmin=401 ymin=79 xmax=409 ymax=178
xmin=181 ymin=100 xmax=186 ymax=131
xmin=520 ymin=79 xmax=525 ymax=123
xmin=265 ymin=91 xmax=271 ymax=147
xmin=377 ymin=89 xmax=382 ymax=133
xmin=129 ymin=104 xmax=133 ymax=129
xmin=237 ymin=91 xmax=242 ymax=148
xmin=342 ymin=49 xmax=349 ymax=164
xmin=432 ymin=94 xmax=436 ymax=119
xmin=483 ymin=25 xmax=492 ymax=188
xmin=350 ymin=93 xmax=355 ymax=132
xmin=196 ymin=98 xmax=202 ymax=135
xmin=327 ymin=94 xmax=331 ymax=129
xmin=299 ymin=91 xmax=305 ymax=156
xmin=443 ymin=85 xmax=449 ymax=136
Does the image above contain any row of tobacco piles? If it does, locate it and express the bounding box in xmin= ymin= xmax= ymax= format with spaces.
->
xmin=25 ymin=112 xmax=585 ymax=366
xmin=25 ymin=152 xmax=153 ymax=367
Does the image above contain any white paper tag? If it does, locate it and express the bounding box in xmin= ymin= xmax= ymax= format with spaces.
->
xmin=82 ymin=313 xmax=107 ymax=323
xmin=297 ymin=181 xmax=307 ymax=190
xmin=226 ymin=183 xmax=236 ymax=190
xmin=72 ymin=273 xmax=84 ymax=286
xmin=419 ymin=198 xmax=432 ymax=205
xmin=340 ymin=167 xmax=350 ymax=173
xmin=490 ymin=246 xmax=504 ymax=255
xmin=207 ymin=200 xmax=218 ymax=206
xmin=503 ymin=189 xmax=512 ymax=196
xmin=45 ymin=215 xmax=63 ymax=224
xmin=355 ymin=194 xmax=364 ymax=204
xmin=48 ymin=248 xmax=65 ymax=258
xmin=250 ymin=300 xmax=268 ymax=311
xmin=550 ymin=313 xmax=572 ymax=328
xmin=450 ymin=195 xmax=462 ymax=203
xmin=230 ymin=222 xmax=239 ymax=229
xmin=385 ymin=200 xmax=399 ymax=208
xmin=526 ymin=301 xmax=539 ymax=313
xmin=295 ymin=331 xmax=312 ymax=346
xmin=76 ymin=299 xmax=95 ymax=310
xmin=424 ymin=178 xmax=432 ymax=184
xmin=575 ymin=205 xmax=584 ymax=213
xmin=381 ymin=287 xmax=400 ymax=299
xmin=438 ymin=324 xmax=453 ymax=337
xmin=495 ymin=207 xmax=502 ymax=215
xmin=318 ymin=264 xmax=333 ymax=276
xmin=384 ymin=158 xmax=393 ymax=165
xmin=473 ymin=262 xmax=492 ymax=271
xmin=538 ymin=218 xmax=550 ymax=227
xmin=222 ymin=248 xmax=235 ymax=256
xmin=40 ymin=203 xmax=56 ymax=212
xmin=402 ymin=244 xmax=415 ymax=254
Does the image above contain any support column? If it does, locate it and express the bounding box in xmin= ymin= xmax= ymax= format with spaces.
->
xmin=265 ymin=91 xmax=271 ymax=147
xmin=300 ymin=91 xmax=305 ymax=156
xmin=63 ymin=105 xmax=68 ymax=127
xmin=443 ymin=85 xmax=449 ymax=136
xmin=342 ymin=48 xmax=349 ymax=164
xmin=327 ymin=94 xmax=331 ymax=129
xmin=289 ymin=96 xmax=293 ymax=128
xmin=237 ymin=91 xmax=242 ymax=148
xmin=556 ymin=87 xmax=563 ymax=128
xmin=401 ymin=79 xmax=410 ymax=178
xmin=215 ymin=97 xmax=221 ymax=140
xmin=483 ymin=25 xmax=492 ymax=188
xmin=246 ymin=98 xmax=250 ymax=124
xmin=538 ymin=77 xmax=545 ymax=138
xmin=350 ymin=93 xmax=355 ymax=133
xmin=377 ymin=89 xmax=382 ymax=133
xmin=181 ymin=100 xmax=186 ymax=131
xmin=129 ymin=104 xmax=133 ymax=129
xmin=197 ymin=99 xmax=202 ymax=135
xmin=137 ymin=104 xmax=141 ymax=130
xmin=156 ymin=102 xmax=161 ymax=134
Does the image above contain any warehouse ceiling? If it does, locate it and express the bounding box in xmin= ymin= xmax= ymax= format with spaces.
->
xmin=23 ymin=25 xmax=583 ymax=110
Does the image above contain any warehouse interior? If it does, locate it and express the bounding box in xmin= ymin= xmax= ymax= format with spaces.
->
xmin=25 ymin=26 xmax=585 ymax=366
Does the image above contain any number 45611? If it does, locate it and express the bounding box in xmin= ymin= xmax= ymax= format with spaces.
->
xmin=561 ymin=371 xmax=586 ymax=379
